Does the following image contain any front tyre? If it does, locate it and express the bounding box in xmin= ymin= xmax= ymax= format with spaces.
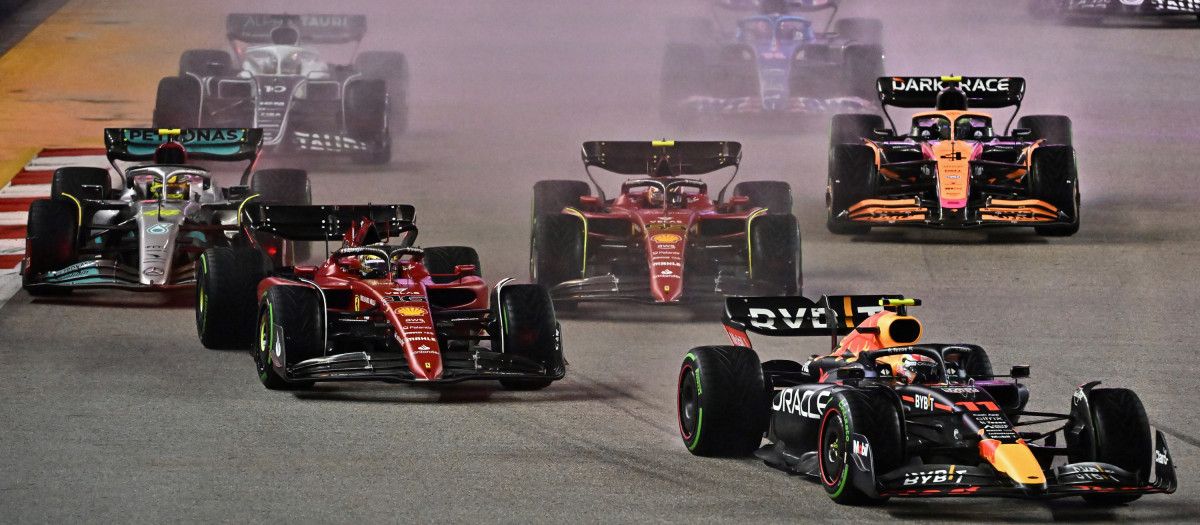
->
xmin=196 ymin=247 xmax=271 ymax=350
xmin=1076 ymin=388 xmax=1153 ymax=505
xmin=493 ymin=283 xmax=563 ymax=390
xmin=677 ymin=346 xmax=768 ymax=457
xmin=819 ymin=390 xmax=903 ymax=505
xmin=827 ymin=144 xmax=875 ymax=235
xmin=255 ymin=285 xmax=325 ymax=390
xmin=23 ymin=199 xmax=78 ymax=296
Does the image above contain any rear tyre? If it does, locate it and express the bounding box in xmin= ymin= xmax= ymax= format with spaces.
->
xmin=255 ymin=285 xmax=325 ymax=390
xmin=830 ymin=114 xmax=885 ymax=151
xmin=422 ymin=246 xmax=482 ymax=284
xmin=152 ymin=76 xmax=203 ymax=128
xmin=196 ymin=247 xmax=271 ymax=350
xmin=842 ymin=44 xmax=885 ymax=100
xmin=250 ymin=169 xmax=312 ymax=205
xmin=1028 ymin=145 xmax=1080 ymax=236
xmin=733 ymin=181 xmax=792 ymax=215
xmin=345 ymin=79 xmax=391 ymax=164
xmin=532 ymin=180 xmax=591 ymax=218
xmin=355 ymin=51 xmax=409 ymax=135
xmin=835 ymin=17 xmax=883 ymax=45
xmin=677 ymin=346 xmax=768 ymax=456
xmin=749 ymin=214 xmax=800 ymax=295
xmin=494 ymin=284 xmax=563 ymax=390
xmin=827 ymin=144 xmax=875 ymax=235
xmin=51 ymin=167 xmax=110 ymax=201
xmin=179 ymin=49 xmax=232 ymax=76
xmin=1017 ymin=115 xmax=1073 ymax=146
xmin=941 ymin=345 xmax=994 ymax=380
xmin=1075 ymin=388 xmax=1152 ymax=505
xmin=531 ymin=214 xmax=584 ymax=288
xmin=23 ymin=199 xmax=78 ymax=296
xmin=819 ymin=389 xmax=903 ymax=505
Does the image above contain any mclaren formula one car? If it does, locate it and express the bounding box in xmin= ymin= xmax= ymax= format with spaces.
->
xmin=826 ymin=76 xmax=1079 ymax=235
xmin=1030 ymin=0 xmax=1200 ymax=20
xmin=153 ymin=13 xmax=407 ymax=164
xmin=22 ymin=128 xmax=311 ymax=295
xmin=661 ymin=0 xmax=882 ymax=125
xmin=195 ymin=204 xmax=565 ymax=391
xmin=530 ymin=140 xmax=800 ymax=305
xmin=676 ymin=295 xmax=1176 ymax=504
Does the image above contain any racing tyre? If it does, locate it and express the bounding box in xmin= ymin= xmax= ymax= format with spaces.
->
xmin=733 ymin=181 xmax=792 ymax=215
xmin=152 ymin=76 xmax=202 ymax=128
xmin=256 ymin=285 xmax=325 ymax=390
xmin=532 ymin=180 xmax=591 ymax=218
xmin=196 ymin=247 xmax=271 ymax=350
xmin=835 ymin=17 xmax=883 ymax=45
xmin=749 ymin=214 xmax=800 ymax=295
xmin=422 ymin=246 xmax=482 ymax=284
xmin=660 ymin=43 xmax=707 ymax=125
xmin=50 ymin=167 xmax=110 ymax=201
xmin=250 ymin=169 xmax=312 ymax=205
xmin=830 ymin=114 xmax=885 ymax=151
xmin=23 ymin=199 xmax=78 ymax=296
xmin=355 ymin=51 xmax=409 ymax=135
xmin=827 ymin=144 xmax=875 ymax=235
xmin=531 ymin=214 xmax=584 ymax=288
xmin=179 ymin=49 xmax=232 ymax=77
xmin=677 ymin=346 xmax=768 ymax=456
xmin=493 ymin=283 xmax=563 ymax=390
xmin=819 ymin=389 xmax=904 ymax=505
xmin=842 ymin=44 xmax=885 ymax=100
xmin=941 ymin=344 xmax=994 ymax=380
xmin=665 ymin=16 xmax=715 ymax=44
xmin=1072 ymin=388 xmax=1153 ymax=505
xmin=1017 ymin=115 xmax=1072 ymax=146
xmin=1027 ymin=145 xmax=1080 ymax=236
xmin=345 ymin=79 xmax=391 ymax=164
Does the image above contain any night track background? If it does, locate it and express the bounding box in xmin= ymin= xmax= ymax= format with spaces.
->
xmin=1 ymin=1 xmax=1198 ymax=522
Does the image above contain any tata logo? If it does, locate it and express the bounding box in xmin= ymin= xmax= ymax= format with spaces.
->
xmin=772 ymin=387 xmax=831 ymax=419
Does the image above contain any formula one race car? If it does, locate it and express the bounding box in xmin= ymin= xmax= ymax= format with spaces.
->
xmin=22 ymin=128 xmax=311 ymax=296
xmin=676 ymin=295 xmax=1176 ymax=504
xmin=661 ymin=0 xmax=882 ymax=125
xmin=195 ymin=204 xmax=565 ymax=390
xmin=530 ymin=140 xmax=800 ymax=305
xmin=153 ymin=13 xmax=407 ymax=164
xmin=826 ymin=76 xmax=1079 ymax=235
xmin=1029 ymin=0 xmax=1200 ymax=21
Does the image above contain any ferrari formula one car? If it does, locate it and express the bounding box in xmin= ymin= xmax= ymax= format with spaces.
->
xmin=1030 ymin=0 xmax=1200 ymax=20
xmin=676 ymin=295 xmax=1176 ymax=504
xmin=530 ymin=140 xmax=800 ymax=305
xmin=661 ymin=0 xmax=882 ymax=125
xmin=826 ymin=76 xmax=1080 ymax=235
xmin=153 ymin=13 xmax=407 ymax=164
xmin=195 ymin=204 xmax=566 ymax=390
xmin=22 ymin=128 xmax=311 ymax=295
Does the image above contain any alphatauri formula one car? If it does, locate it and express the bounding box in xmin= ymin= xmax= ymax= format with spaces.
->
xmin=677 ymin=295 xmax=1176 ymax=504
xmin=153 ymin=13 xmax=407 ymax=164
xmin=196 ymin=204 xmax=565 ymax=391
xmin=661 ymin=0 xmax=882 ymax=125
xmin=1030 ymin=0 xmax=1200 ymax=20
xmin=22 ymin=128 xmax=311 ymax=295
xmin=530 ymin=141 xmax=800 ymax=305
xmin=827 ymin=76 xmax=1079 ymax=236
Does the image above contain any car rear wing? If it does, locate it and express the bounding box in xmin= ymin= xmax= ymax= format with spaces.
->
xmin=244 ymin=204 xmax=416 ymax=243
xmin=877 ymin=76 xmax=1025 ymax=109
xmin=581 ymin=141 xmax=742 ymax=177
xmin=717 ymin=0 xmax=838 ymax=12
xmin=105 ymin=128 xmax=263 ymax=162
xmin=723 ymin=294 xmax=904 ymax=339
xmin=226 ymin=14 xmax=367 ymax=45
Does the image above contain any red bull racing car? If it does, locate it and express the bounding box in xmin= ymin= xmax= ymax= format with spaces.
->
xmin=826 ymin=76 xmax=1079 ymax=235
xmin=676 ymin=295 xmax=1176 ymax=504
xmin=196 ymin=204 xmax=565 ymax=390
xmin=530 ymin=140 xmax=800 ymax=305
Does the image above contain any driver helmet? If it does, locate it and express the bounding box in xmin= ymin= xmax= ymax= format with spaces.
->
xmin=149 ymin=173 xmax=191 ymax=201
xmin=359 ymin=254 xmax=388 ymax=279
xmin=883 ymin=354 xmax=940 ymax=384
xmin=646 ymin=186 xmax=665 ymax=207
xmin=759 ymin=0 xmax=790 ymax=15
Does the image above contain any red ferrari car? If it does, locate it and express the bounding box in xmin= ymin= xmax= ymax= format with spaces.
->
xmin=530 ymin=140 xmax=800 ymax=305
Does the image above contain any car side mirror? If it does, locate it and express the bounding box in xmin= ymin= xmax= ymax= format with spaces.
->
xmin=872 ymin=128 xmax=894 ymax=138
xmin=1010 ymin=365 xmax=1030 ymax=378
xmin=578 ymin=195 xmax=601 ymax=210
xmin=454 ymin=264 xmax=477 ymax=277
xmin=727 ymin=195 xmax=750 ymax=206
xmin=837 ymin=367 xmax=865 ymax=380
xmin=77 ymin=184 xmax=108 ymax=200
xmin=1011 ymin=128 xmax=1032 ymax=138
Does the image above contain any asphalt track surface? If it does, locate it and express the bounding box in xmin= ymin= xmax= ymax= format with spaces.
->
xmin=2 ymin=1 xmax=1200 ymax=523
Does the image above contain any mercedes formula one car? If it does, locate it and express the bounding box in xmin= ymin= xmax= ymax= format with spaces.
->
xmin=530 ymin=140 xmax=800 ymax=305
xmin=22 ymin=128 xmax=311 ymax=296
xmin=153 ymin=13 xmax=407 ymax=164
xmin=676 ymin=295 xmax=1176 ymax=504
xmin=826 ymin=76 xmax=1080 ymax=235
xmin=195 ymin=204 xmax=566 ymax=391
xmin=1030 ymin=0 xmax=1200 ymax=20
xmin=661 ymin=0 xmax=882 ymax=125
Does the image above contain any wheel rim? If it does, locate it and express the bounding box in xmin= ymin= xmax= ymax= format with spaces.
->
xmin=678 ymin=364 xmax=699 ymax=440
xmin=255 ymin=309 xmax=272 ymax=377
xmin=195 ymin=259 xmax=207 ymax=334
xmin=819 ymin=409 xmax=847 ymax=486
